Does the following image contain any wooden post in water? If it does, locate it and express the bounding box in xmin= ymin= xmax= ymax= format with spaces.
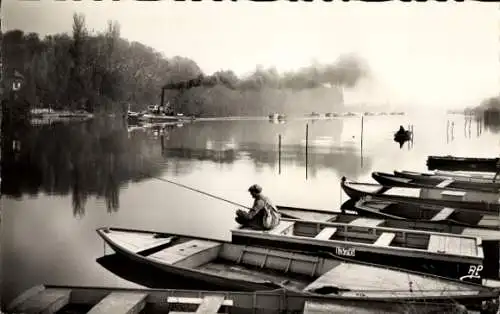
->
xmin=305 ymin=124 xmax=309 ymax=180
xmin=278 ymin=134 xmax=282 ymax=175
xmin=360 ymin=116 xmax=364 ymax=168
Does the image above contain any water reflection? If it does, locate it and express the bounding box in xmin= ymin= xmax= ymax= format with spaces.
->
xmin=483 ymin=109 xmax=500 ymax=134
xmin=1 ymin=117 xmax=166 ymax=216
xmin=160 ymin=119 xmax=372 ymax=179
xmin=2 ymin=114 xmax=372 ymax=216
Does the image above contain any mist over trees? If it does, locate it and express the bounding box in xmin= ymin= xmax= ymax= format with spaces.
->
xmin=3 ymin=13 xmax=369 ymax=117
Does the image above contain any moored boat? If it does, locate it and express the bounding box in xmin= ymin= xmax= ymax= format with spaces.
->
xmin=280 ymin=202 xmax=500 ymax=242
xmin=340 ymin=177 xmax=500 ymax=213
xmin=372 ymin=171 xmax=500 ymax=193
xmin=97 ymin=227 xmax=495 ymax=301
xmin=7 ymin=284 xmax=496 ymax=314
xmin=427 ymin=155 xmax=500 ymax=172
xmin=231 ymin=218 xmax=498 ymax=284
xmin=433 ymin=170 xmax=499 ymax=182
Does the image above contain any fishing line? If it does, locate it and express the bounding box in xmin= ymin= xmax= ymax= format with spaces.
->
xmin=143 ymin=173 xmax=251 ymax=210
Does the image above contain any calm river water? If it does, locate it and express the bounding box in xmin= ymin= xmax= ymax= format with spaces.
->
xmin=1 ymin=112 xmax=498 ymax=306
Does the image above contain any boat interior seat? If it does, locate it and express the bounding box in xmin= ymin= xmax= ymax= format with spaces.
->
xmin=373 ymin=232 xmax=396 ymax=247
xmin=436 ymin=179 xmax=454 ymax=188
xmin=268 ymin=221 xmax=295 ymax=235
xmin=314 ymin=227 xmax=337 ymax=240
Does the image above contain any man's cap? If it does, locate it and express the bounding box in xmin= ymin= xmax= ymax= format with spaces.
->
xmin=248 ymin=184 xmax=262 ymax=193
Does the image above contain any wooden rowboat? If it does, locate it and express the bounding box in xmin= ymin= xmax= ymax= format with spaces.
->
xmin=340 ymin=177 xmax=500 ymax=213
xmin=231 ymin=217 xmax=498 ymax=284
xmin=97 ymin=227 xmax=495 ymax=301
xmin=7 ymin=284 xmax=497 ymax=314
xmin=394 ymin=170 xmax=500 ymax=187
xmin=283 ymin=203 xmax=500 ymax=241
xmin=372 ymin=171 xmax=500 ymax=193
xmin=434 ymin=170 xmax=499 ymax=180
xmin=427 ymin=155 xmax=499 ymax=172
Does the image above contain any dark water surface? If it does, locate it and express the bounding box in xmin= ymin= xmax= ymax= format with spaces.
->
xmin=1 ymin=113 xmax=497 ymax=306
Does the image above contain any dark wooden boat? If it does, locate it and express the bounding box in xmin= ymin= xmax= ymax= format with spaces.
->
xmin=97 ymin=227 xmax=495 ymax=300
xmin=231 ymin=217 xmax=499 ymax=284
xmin=8 ymin=284 xmax=498 ymax=314
xmin=340 ymin=177 xmax=500 ymax=213
xmin=427 ymin=155 xmax=500 ymax=172
xmin=372 ymin=171 xmax=500 ymax=193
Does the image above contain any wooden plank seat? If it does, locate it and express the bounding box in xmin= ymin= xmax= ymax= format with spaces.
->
xmin=430 ymin=207 xmax=455 ymax=221
xmin=87 ymin=292 xmax=147 ymax=314
xmin=148 ymin=240 xmax=221 ymax=266
xmin=268 ymin=220 xmax=295 ymax=235
xmin=315 ymin=227 xmax=337 ymax=240
xmin=167 ymin=296 xmax=233 ymax=307
xmin=348 ymin=218 xmax=385 ymax=227
xmin=373 ymin=232 xmax=396 ymax=247
xmin=436 ymin=179 xmax=454 ymax=188
xmin=168 ymin=295 xmax=231 ymax=314
xmin=440 ymin=190 xmax=466 ymax=201
xmin=427 ymin=234 xmax=477 ymax=257
xmin=6 ymin=287 xmax=71 ymax=314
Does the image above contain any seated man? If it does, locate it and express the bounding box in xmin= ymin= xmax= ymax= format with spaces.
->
xmin=235 ymin=184 xmax=281 ymax=230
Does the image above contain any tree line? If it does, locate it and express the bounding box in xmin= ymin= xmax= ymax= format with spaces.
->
xmin=2 ymin=13 xmax=368 ymax=117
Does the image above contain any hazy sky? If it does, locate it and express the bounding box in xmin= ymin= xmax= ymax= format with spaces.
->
xmin=3 ymin=1 xmax=500 ymax=108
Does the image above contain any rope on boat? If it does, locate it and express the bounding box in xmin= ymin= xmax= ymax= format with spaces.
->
xmin=144 ymin=174 xmax=251 ymax=210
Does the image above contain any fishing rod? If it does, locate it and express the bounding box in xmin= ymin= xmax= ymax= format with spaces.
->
xmin=143 ymin=173 xmax=252 ymax=210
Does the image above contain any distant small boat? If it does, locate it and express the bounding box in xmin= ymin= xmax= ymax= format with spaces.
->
xmin=388 ymin=170 xmax=500 ymax=192
xmin=427 ymin=155 xmax=500 ymax=172
xmin=340 ymin=177 xmax=500 ymax=213
xmin=231 ymin=217 xmax=494 ymax=284
xmin=97 ymin=227 xmax=495 ymax=300
xmin=393 ymin=130 xmax=412 ymax=142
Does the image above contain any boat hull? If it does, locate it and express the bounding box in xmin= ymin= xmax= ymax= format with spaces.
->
xmin=232 ymin=231 xmax=488 ymax=285
xmin=427 ymin=155 xmax=499 ymax=172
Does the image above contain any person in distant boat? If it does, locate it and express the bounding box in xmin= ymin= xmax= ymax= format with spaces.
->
xmin=396 ymin=125 xmax=406 ymax=135
xmin=235 ymin=184 xmax=281 ymax=230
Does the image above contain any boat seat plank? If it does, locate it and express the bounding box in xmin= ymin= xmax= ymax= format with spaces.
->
xmin=149 ymin=240 xmax=221 ymax=265
xmin=373 ymin=232 xmax=396 ymax=247
xmin=87 ymin=292 xmax=147 ymax=314
xmin=8 ymin=288 xmax=71 ymax=314
xmin=436 ymin=179 xmax=454 ymax=188
xmin=107 ymin=231 xmax=174 ymax=253
xmin=392 ymin=177 xmax=413 ymax=184
xmin=440 ymin=190 xmax=466 ymax=198
xmin=268 ymin=221 xmax=295 ymax=235
xmin=315 ymin=227 xmax=337 ymax=240
xmin=167 ymin=296 xmax=233 ymax=307
xmin=430 ymin=207 xmax=455 ymax=221
xmin=348 ymin=218 xmax=385 ymax=227
xmin=427 ymin=235 xmax=477 ymax=256
xmin=195 ymin=295 xmax=226 ymax=313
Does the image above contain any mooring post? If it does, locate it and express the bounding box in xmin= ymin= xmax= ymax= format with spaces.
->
xmin=360 ymin=116 xmax=364 ymax=168
xmin=278 ymin=134 xmax=282 ymax=175
xmin=305 ymin=124 xmax=309 ymax=180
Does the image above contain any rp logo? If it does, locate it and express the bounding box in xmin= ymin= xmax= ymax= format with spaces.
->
xmin=459 ymin=265 xmax=483 ymax=281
